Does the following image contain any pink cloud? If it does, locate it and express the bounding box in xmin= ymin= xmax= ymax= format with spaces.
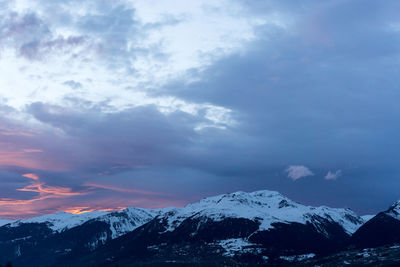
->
xmin=83 ymin=182 xmax=170 ymax=196
xmin=0 ymin=149 xmax=66 ymax=171
xmin=22 ymin=173 xmax=40 ymax=180
xmin=0 ymin=174 xmax=87 ymax=207
xmin=285 ymin=165 xmax=314 ymax=180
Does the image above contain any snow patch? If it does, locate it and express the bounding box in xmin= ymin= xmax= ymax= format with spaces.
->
xmin=280 ymin=253 xmax=315 ymax=262
xmin=86 ymin=231 xmax=109 ymax=251
xmin=217 ymin=238 xmax=262 ymax=257
xmin=15 ymin=245 xmax=21 ymax=257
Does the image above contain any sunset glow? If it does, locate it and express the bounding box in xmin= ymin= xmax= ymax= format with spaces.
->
xmin=63 ymin=206 xmax=126 ymax=215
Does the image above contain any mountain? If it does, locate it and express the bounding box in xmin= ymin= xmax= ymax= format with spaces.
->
xmin=351 ymin=200 xmax=400 ymax=248
xmin=0 ymin=207 xmax=160 ymax=266
xmin=67 ymin=190 xmax=365 ymax=266
xmin=159 ymin=190 xmax=363 ymax=235
xmin=7 ymin=190 xmax=400 ymax=266
xmin=9 ymin=210 xmax=110 ymax=232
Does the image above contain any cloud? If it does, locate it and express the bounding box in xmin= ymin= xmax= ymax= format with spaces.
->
xmin=0 ymin=0 xmax=261 ymax=114
xmin=63 ymin=80 xmax=82 ymax=89
xmin=18 ymin=35 xmax=87 ymax=60
xmin=0 ymin=173 xmax=87 ymax=206
xmin=325 ymin=170 xmax=342 ymax=180
xmin=1 ymin=0 xmax=400 ymax=218
xmin=0 ymin=114 xmax=69 ymax=172
xmin=83 ymin=183 xmax=170 ymax=196
xmin=62 ymin=206 xmax=124 ymax=215
xmin=285 ymin=165 xmax=314 ymax=181
xmin=22 ymin=173 xmax=40 ymax=180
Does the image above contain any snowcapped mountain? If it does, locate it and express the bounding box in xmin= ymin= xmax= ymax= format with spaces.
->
xmin=70 ymin=190 xmax=367 ymax=266
xmin=0 ymin=207 xmax=163 ymax=266
xmin=7 ymin=207 xmax=160 ymax=238
xmin=161 ymin=190 xmax=364 ymax=235
xmin=0 ymin=190 xmax=365 ymax=238
xmin=90 ymin=207 xmax=160 ymax=238
xmin=2 ymin=189 xmax=397 ymax=266
xmin=10 ymin=210 xmax=110 ymax=232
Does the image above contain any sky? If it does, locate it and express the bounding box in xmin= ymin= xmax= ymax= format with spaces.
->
xmin=0 ymin=0 xmax=399 ymax=218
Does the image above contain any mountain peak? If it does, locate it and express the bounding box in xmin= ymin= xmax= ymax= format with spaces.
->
xmin=164 ymin=189 xmax=364 ymax=235
xmin=386 ymin=200 xmax=400 ymax=219
xmin=196 ymin=189 xmax=287 ymax=205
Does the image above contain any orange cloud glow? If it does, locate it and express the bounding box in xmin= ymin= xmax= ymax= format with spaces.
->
xmin=0 ymin=176 xmax=182 ymax=219
xmin=22 ymin=173 xmax=40 ymax=180
xmin=0 ymin=195 xmax=54 ymax=205
xmin=17 ymin=183 xmax=84 ymax=196
xmin=63 ymin=206 xmax=126 ymax=214
xmin=0 ymin=174 xmax=87 ymax=207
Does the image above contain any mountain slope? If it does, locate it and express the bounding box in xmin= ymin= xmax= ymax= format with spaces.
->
xmin=352 ymin=200 xmax=400 ymax=248
xmin=68 ymin=190 xmax=366 ymax=266
xmin=0 ymin=208 xmax=160 ymax=265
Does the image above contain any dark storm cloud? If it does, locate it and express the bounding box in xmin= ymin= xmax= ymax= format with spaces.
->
xmin=26 ymin=102 xmax=198 ymax=169
xmin=148 ymin=0 xmax=400 ymax=212
xmin=0 ymin=101 xmax=210 ymax=217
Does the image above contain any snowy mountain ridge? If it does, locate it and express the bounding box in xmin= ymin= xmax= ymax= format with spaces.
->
xmin=1 ymin=190 xmax=373 ymax=237
xmin=0 ymin=190 xmax=399 ymax=266
xmin=161 ymin=190 xmax=365 ymax=234
xmin=7 ymin=207 xmax=161 ymax=239
xmin=386 ymin=200 xmax=400 ymax=220
xmin=94 ymin=207 xmax=161 ymax=238
xmin=10 ymin=210 xmax=110 ymax=232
